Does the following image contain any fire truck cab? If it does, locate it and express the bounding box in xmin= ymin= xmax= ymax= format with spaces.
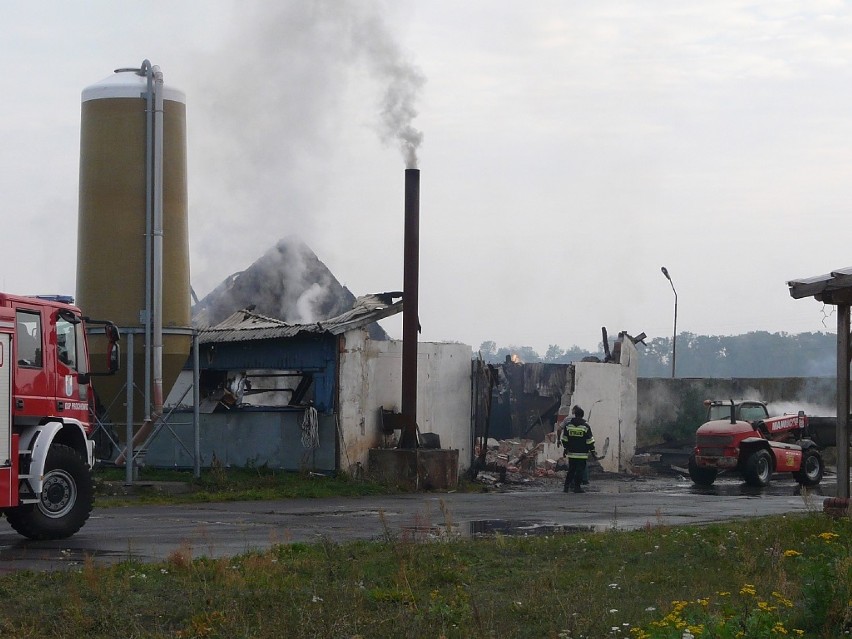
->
xmin=0 ymin=293 xmax=118 ymax=539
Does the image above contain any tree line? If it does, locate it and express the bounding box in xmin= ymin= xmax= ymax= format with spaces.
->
xmin=477 ymin=331 xmax=837 ymax=378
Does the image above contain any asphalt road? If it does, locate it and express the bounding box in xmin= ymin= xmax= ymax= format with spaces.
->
xmin=0 ymin=472 xmax=839 ymax=573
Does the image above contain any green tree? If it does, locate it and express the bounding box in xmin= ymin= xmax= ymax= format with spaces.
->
xmin=478 ymin=341 xmax=496 ymax=359
xmin=544 ymin=345 xmax=565 ymax=362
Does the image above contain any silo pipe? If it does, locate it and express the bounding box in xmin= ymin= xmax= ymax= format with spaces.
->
xmin=152 ymin=64 xmax=165 ymax=419
xmin=142 ymin=59 xmax=153 ymax=423
xmin=115 ymin=62 xmax=165 ymax=466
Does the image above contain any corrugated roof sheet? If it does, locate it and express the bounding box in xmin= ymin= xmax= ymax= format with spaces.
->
xmin=788 ymin=266 xmax=852 ymax=300
xmin=198 ymin=292 xmax=403 ymax=344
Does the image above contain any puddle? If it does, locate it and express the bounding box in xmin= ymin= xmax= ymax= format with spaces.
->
xmin=0 ymin=546 xmax=128 ymax=560
xmin=0 ymin=545 xmax=131 ymax=571
xmin=400 ymin=519 xmax=612 ymax=539
xmin=285 ymin=509 xmax=394 ymax=518
xmin=467 ymin=519 xmax=611 ymax=536
xmin=688 ymin=482 xmax=830 ymax=498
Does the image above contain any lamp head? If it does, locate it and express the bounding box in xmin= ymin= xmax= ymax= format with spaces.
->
xmin=661 ymin=266 xmax=670 ymax=281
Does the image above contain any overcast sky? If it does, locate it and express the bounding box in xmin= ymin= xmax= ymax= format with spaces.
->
xmin=2 ymin=1 xmax=851 ymax=353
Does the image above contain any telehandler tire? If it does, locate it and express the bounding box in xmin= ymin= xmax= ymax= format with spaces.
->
xmin=688 ymin=454 xmax=717 ymax=486
xmin=792 ymin=448 xmax=824 ymax=486
xmin=4 ymin=444 xmax=94 ymax=540
xmin=743 ymin=449 xmax=772 ymax=487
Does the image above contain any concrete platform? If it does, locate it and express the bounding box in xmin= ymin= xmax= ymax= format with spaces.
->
xmin=368 ymin=448 xmax=459 ymax=490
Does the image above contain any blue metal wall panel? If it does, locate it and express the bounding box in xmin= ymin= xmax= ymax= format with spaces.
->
xmin=197 ymin=334 xmax=337 ymax=412
xmin=143 ymin=409 xmax=337 ymax=472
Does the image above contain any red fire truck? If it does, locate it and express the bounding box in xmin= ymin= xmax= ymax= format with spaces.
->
xmin=0 ymin=293 xmax=118 ymax=539
xmin=688 ymin=399 xmax=824 ymax=488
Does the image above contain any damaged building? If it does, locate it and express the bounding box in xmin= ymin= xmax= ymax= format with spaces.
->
xmin=472 ymin=330 xmax=642 ymax=475
xmin=136 ymin=235 xmax=639 ymax=483
xmin=149 ymin=295 xmax=472 ymax=477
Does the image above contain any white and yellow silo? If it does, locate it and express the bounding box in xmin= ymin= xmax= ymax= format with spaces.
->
xmin=76 ymin=62 xmax=190 ymax=428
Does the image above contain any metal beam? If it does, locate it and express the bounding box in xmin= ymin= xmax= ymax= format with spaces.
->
xmin=400 ymin=169 xmax=420 ymax=448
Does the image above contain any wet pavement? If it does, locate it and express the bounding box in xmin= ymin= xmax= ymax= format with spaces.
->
xmin=0 ymin=471 xmax=840 ymax=572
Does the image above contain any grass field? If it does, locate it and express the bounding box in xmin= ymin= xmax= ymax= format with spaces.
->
xmin=0 ymin=499 xmax=848 ymax=638
xmin=93 ymin=465 xmax=398 ymax=505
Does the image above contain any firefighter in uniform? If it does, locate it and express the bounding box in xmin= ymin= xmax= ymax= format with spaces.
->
xmin=559 ymin=405 xmax=596 ymax=493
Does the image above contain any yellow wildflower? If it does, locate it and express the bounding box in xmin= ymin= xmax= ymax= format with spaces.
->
xmin=818 ymin=531 xmax=839 ymax=541
xmin=782 ymin=549 xmax=801 ymax=557
xmin=772 ymin=592 xmax=794 ymax=608
xmin=739 ymin=584 xmax=757 ymax=596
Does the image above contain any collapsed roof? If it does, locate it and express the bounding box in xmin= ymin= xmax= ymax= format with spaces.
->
xmin=198 ymin=293 xmax=403 ymax=344
xmin=192 ymin=236 xmax=391 ymax=340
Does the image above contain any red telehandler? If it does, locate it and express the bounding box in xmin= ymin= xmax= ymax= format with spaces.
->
xmin=688 ymin=399 xmax=824 ymax=488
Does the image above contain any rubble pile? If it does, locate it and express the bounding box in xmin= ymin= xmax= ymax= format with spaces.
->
xmin=476 ymin=437 xmax=564 ymax=477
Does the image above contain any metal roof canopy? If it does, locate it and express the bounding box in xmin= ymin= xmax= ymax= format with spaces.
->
xmin=788 ymin=268 xmax=852 ymax=498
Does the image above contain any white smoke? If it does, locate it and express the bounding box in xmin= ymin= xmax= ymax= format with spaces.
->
xmin=264 ymin=236 xmax=334 ymax=321
xmin=294 ymin=282 xmax=327 ymax=323
xmin=185 ymin=1 xmax=425 ymax=297
xmin=767 ymin=401 xmax=835 ymax=418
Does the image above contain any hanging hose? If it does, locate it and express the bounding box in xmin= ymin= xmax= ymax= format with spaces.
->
xmin=301 ymin=405 xmax=319 ymax=449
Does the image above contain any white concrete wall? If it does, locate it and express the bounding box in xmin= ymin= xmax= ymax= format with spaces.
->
xmin=544 ymin=336 xmax=639 ymax=472
xmin=570 ymin=363 xmax=623 ymax=471
xmin=617 ymin=338 xmax=638 ymax=472
xmin=338 ymin=330 xmax=473 ymax=475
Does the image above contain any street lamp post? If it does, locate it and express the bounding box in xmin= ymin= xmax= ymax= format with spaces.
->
xmin=661 ymin=266 xmax=677 ymax=378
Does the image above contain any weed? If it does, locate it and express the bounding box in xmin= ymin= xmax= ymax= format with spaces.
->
xmin=208 ymin=453 xmax=228 ymax=488
xmin=438 ymin=497 xmax=456 ymax=538
xmin=167 ymin=541 xmax=194 ymax=570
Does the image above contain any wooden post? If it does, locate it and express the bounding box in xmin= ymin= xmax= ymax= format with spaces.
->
xmin=837 ymin=304 xmax=850 ymax=499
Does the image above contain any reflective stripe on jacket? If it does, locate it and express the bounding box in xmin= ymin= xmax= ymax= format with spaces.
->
xmin=560 ymin=418 xmax=595 ymax=459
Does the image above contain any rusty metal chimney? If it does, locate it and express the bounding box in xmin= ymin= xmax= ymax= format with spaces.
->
xmin=399 ymin=168 xmax=420 ymax=449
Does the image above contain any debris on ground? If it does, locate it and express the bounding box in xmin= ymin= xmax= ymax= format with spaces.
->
xmin=472 ymin=436 xmax=617 ymax=490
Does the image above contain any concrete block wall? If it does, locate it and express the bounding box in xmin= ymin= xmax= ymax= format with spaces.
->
xmin=338 ymin=331 xmax=472 ymax=475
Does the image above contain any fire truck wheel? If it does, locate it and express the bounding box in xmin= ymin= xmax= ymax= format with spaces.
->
xmin=688 ymin=454 xmax=717 ymax=486
xmin=793 ymin=449 xmax=824 ymax=486
xmin=743 ymin=449 xmax=772 ymax=487
xmin=5 ymin=444 xmax=94 ymax=540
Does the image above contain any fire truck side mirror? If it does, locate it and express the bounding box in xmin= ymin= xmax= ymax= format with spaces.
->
xmin=104 ymin=323 xmax=120 ymax=374
xmin=57 ymin=309 xmax=81 ymax=324
xmin=103 ymin=323 xmax=119 ymax=342
xmin=107 ymin=341 xmax=120 ymax=374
